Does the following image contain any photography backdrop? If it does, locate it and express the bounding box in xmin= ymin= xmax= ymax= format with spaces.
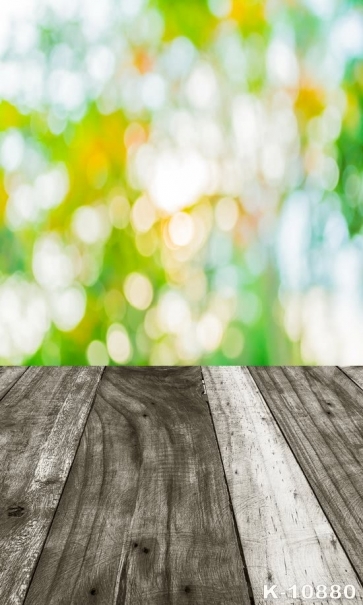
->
xmin=0 ymin=0 xmax=362 ymax=365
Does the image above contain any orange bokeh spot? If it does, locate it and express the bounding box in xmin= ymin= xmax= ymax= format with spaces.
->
xmin=133 ymin=49 xmax=154 ymax=74
xmin=124 ymin=123 xmax=148 ymax=149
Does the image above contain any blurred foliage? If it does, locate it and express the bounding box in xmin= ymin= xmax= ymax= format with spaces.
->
xmin=0 ymin=0 xmax=363 ymax=365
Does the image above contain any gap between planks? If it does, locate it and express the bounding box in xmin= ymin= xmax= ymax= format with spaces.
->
xmin=338 ymin=366 xmax=363 ymax=392
xmin=0 ymin=367 xmax=29 ymax=401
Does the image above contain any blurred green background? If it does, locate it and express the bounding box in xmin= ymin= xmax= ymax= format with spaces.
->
xmin=0 ymin=0 xmax=362 ymax=365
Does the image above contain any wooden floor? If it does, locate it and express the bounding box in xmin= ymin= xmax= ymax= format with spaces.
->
xmin=1 ymin=367 xmax=363 ymax=604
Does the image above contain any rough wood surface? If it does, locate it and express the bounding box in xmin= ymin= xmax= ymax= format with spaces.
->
xmin=203 ymin=366 xmax=363 ymax=604
xmin=0 ymin=366 xmax=103 ymax=605
xmin=25 ymin=366 xmax=251 ymax=605
xmin=340 ymin=366 xmax=363 ymax=390
xmin=0 ymin=367 xmax=28 ymax=399
xmin=249 ymin=365 xmax=363 ymax=584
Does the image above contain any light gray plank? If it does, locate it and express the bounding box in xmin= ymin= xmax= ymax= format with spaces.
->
xmin=203 ymin=366 xmax=363 ymax=605
xmin=249 ymin=366 xmax=363 ymax=585
xmin=0 ymin=366 xmax=103 ymax=605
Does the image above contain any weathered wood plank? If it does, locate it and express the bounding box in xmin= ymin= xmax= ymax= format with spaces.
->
xmin=25 ymin=366 xmax=251 ymax=605
xmin=0 ymin=366 xmax=103 ymax=605
xmin=203 ymin=366 xmax=363 ymax=604
xmin=340 ymin=366 xmax=363 ymax=390
xmin=249 ymin=366 xmax=363 ymax=584
xmin=0 ymin=367 xmax=28 ymax=400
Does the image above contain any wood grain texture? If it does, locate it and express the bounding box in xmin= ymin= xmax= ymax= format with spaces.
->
xmin=0 ymin=366 xmax=103 ymax=605
xmin=340 ymin=366 xmax=363 ymax=390
xmin=249 ymin=366 xmax=363 ymax=584
xmin=25 ymin=366 xmax=251 ymax=605
xmin=0 ymin=367 xmax=28 ymax=400
xmin=203 ymin=366 xmax=363 ymax=604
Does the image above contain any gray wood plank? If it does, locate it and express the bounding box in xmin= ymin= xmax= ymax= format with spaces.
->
xmin=340 ymin=366 xmax=363 ymax=390
xmin=203 ymin=366 xmax=363 ymax=604
xmin=0 ymin=367 xmax=28 ymax=400
xmin=0 ymin=366 xmax=103 ymax=605
xmin=25 ymin=367 xmax=251 ymax=605
xmin=249 ymin=366 xmax=363 ymax=583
